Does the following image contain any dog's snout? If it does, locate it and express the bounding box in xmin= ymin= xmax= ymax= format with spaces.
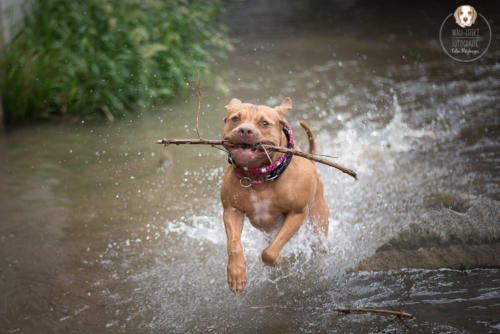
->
xmin=238 ymin=125 xmax=254 ymax=137
xmin=463 ymin=16 xmax=468 ymax=22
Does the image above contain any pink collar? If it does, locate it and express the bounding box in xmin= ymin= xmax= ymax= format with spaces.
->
xmin=228 ymin=123 xmax=294 ymax=187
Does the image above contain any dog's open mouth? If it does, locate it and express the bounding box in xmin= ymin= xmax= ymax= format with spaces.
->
xmin=231 ymin=143 xmax=266 ymax=151
xmin=225 ymin=141 xmax=274 ymax=165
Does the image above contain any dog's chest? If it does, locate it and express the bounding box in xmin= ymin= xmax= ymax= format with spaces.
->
xmin=239 ymin=191 xmax=285 ymax=231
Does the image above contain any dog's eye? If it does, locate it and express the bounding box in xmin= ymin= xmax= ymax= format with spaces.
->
xmin=460 ymin=11 xmax=463 ymax=15
xmin=261 ymin=120 xmax=270 ymax=127
xmin=468 ymin=11 xmax=471 ymax=15
xmin=231 ymin=116 xmax=240 ymax=123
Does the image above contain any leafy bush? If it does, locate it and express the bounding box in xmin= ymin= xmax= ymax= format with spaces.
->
xmin=0 ymin=0 xmax=232 ymax=123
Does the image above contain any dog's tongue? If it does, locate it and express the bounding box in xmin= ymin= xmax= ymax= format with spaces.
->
xmin=230 ymin=147 xmax=266 ymax=166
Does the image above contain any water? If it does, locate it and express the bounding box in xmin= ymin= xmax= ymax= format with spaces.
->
xmin=1 ymin=0 xmax=499 ymax=333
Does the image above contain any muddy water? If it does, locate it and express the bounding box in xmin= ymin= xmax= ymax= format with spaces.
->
xmin=1 ymin=0 xmax=500 ymax=333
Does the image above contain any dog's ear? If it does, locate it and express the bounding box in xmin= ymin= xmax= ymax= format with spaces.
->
xmin=224 ymin=98 xmax=241 ymax=122
xmin=280 ymin=97 xmax=292 ymax=109
xmin=454 ymin=6 xmax=461 ymax=24
xmin=225 ymin=98 xmax=242 ymax=111
xmin=276 ymin=97 xmax=292 ymax=120
xmin=471 ymin=6 xmax=477 ymax=24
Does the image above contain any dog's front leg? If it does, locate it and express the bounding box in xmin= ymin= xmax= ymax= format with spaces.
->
xmin=223 ymin=207 xmax=246 ymax=295
xmin=261 ymin=212 xmax=306 ymax=265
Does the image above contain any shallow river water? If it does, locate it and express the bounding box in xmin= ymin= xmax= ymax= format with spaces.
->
xmin=1 ymin=0 xmax=499 ymax=333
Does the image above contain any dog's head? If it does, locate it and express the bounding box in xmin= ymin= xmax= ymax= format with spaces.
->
xmin=454 ymin=5 xmax=477 ymax=28
xmin=222 ymin=97 xmax=292 ymax=167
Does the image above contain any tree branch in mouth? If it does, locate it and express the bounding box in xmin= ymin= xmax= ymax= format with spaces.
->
xmin=156 ymin=138 xmax=358 ymax=180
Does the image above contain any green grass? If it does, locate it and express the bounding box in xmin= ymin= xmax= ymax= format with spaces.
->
xmin=0 ymin=0 xmax=232 ymax=123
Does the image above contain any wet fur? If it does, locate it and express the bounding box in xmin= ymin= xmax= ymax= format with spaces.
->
xmin=220 ymin=97 xmax=329 ymax=295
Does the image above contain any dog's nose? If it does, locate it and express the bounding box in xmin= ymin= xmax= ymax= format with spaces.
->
xmin=238 ymin=125 xmax=254 ymax=137
xmin=463 ymin=17 xmax=468 ymax=22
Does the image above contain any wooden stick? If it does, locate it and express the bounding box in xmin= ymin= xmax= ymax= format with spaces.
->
xmin=260 ymin=144 xmax=357 ymax=180
xmin=156 ymin=138 xmax=358 ymax=180
xmin=260 ymin=143 xmax=273 ymax=164
xmin=249 ymin=305 xmax=413 ymax=318
xmin=195 ymin=75 xmax=202 ymax=139
xmin=157 ymin=138 xmax=225 ymax=146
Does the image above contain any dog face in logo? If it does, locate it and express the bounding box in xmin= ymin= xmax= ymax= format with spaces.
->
xmin=454 ymin=5 xmax=477 ymax=28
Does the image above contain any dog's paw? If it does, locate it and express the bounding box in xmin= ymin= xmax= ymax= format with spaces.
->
xmin=227 ymin=260 xmax=247 ymax=295
xmin=261 ymin=248 xmax=282 ymax=266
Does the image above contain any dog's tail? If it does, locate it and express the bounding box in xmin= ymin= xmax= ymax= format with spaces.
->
xmin=299 ymin=120 xmax=316 ymax=154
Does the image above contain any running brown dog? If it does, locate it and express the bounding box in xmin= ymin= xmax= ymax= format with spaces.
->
xmin=221 ymin=97 xmax=329 ymax=295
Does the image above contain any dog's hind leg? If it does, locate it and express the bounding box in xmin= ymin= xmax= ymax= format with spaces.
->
xmin=309 ymin=179 xmax=329 ymax=236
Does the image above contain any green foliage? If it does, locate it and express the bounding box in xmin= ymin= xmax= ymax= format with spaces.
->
xmin=0 ymin=0 xmax=232 ymax=123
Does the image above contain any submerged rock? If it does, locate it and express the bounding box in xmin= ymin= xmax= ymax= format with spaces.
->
xmin=351 ymin=193 xmax=500 ymax=271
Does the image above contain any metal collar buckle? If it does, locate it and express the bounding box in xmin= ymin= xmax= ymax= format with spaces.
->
xmin=239 ymin=177 xmax=253 ymax=188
